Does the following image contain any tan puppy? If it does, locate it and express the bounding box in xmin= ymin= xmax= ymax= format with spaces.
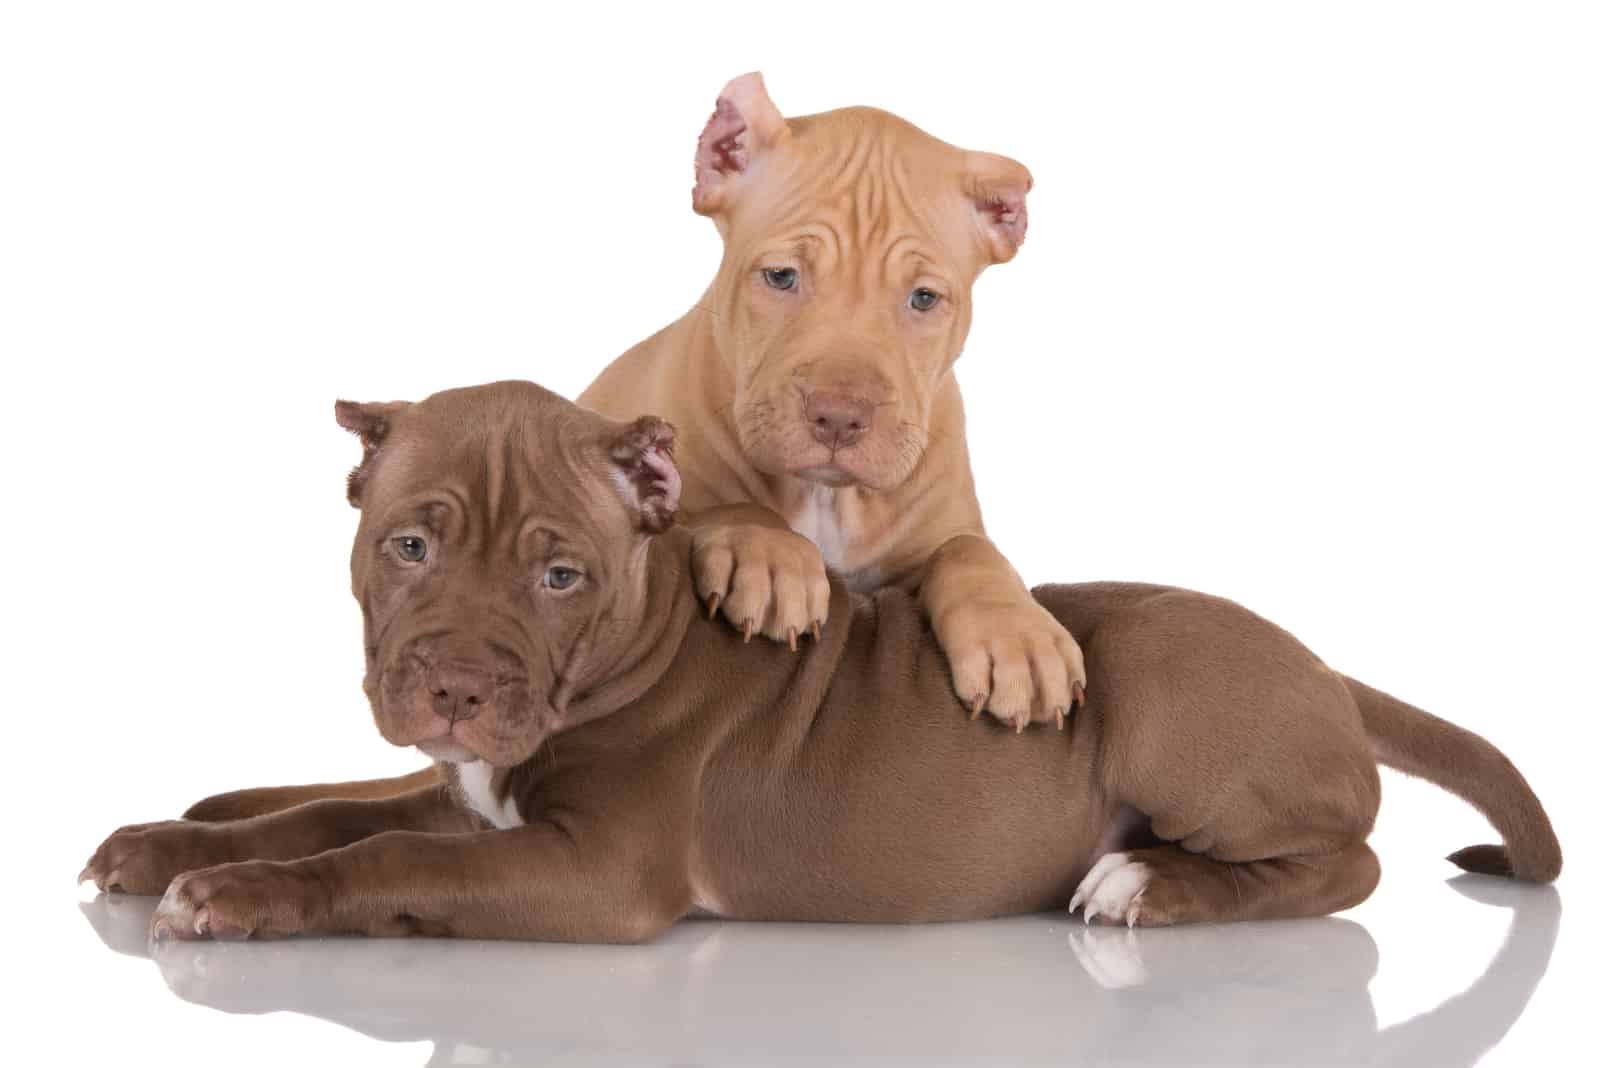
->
xmin=587 ymin=72 xmax=1083 ymax=725
xmin=182 ymin=74 xmax=1083 ymax=823
xmin=83 ymin=383 xmax=1560 ymax=943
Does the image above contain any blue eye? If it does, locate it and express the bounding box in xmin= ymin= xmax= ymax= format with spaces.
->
xmin=909 ymin=287 xmax=941 ymax=311
xmin=762 ymin=267 xmax=798 ymax=291
xmin=544 ymin=566 xmax=581 ymax=591
xmin=392 ymin=536 xmax=428 ymax=563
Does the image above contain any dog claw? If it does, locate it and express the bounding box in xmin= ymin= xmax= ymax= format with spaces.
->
xmin=706 ymin=593 xmax=721 ymax=620
xmin=810 ymin=620 xmax=822 ymax=642
xmin=786 ymin=627 xmax=798 ymax=652
xmin=1055 ymin=706 xmax=1067 ymax=731
xmin=1084 ymin=902 xmax=1100 ymax=926
xmin=968 ymin=693 xmax=987 ymax=721
xmin=742 ymin=619 xmax=755 ymax=643
xmin=1015 ymin=715 xmax=1027 ymax=735
xmin=77 ymin=866 xmax=92 ymax=886
xmin=1072 ymin=681 xmax=1086 ymax=709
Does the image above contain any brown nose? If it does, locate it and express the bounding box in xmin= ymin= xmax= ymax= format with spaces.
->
xmin=806 ymin=390 xmax=874 ymax=448
xmin=428 ymin=662 xmax=492 ymax=723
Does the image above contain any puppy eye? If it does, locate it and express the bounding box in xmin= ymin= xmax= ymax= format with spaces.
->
xmin=392 ymin=535 xmax=428 ymax=563
xmin=762 ymin=267 xmax=798 ymax=291
xmin=909 ymin=287 xmax=941 ymax=312
xmin=543 ymin=566 xmax=582 ymax=591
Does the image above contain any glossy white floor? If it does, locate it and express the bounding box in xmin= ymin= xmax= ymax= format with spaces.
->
xmin=61 ymin=838 xmax=1581 ymax=1067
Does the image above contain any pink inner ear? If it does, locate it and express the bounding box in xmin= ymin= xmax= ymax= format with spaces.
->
xmin=693 ymin=97 xmax=748 ymax=209
xmin=640 ymin=446 xmax=682 ymax=516
xmin=985 ymin=193 xmax=1029 ymax=250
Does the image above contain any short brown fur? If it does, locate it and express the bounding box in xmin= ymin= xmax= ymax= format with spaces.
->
xmin=84 ymin=383 xmax=1560 ymax=942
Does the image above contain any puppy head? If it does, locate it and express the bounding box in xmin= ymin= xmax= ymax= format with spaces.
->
xmin=337 ymin=381 xmax=679 ymax=767
xmin=692 ymin=72 xmax=1031 ymax=491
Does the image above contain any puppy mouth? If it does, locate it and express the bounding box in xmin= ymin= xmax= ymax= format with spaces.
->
xmin=792 ymin=463 xmax=859 ymax=488
xmin=415 ymin=736 xmax=481 ymax=764
xmin=371 ymin=650 xmax=543 ymax=766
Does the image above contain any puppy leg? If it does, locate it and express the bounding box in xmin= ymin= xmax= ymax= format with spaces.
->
xmin=150 ymin=821 xmax=689 ymax=944
xmin=1071 ymin=842 xmax=1381 ymax=926
xmin=83 ymin=784 xmax=475 ymax=896
xmin=183 ymin=766 xmax=444 ymax=821
xmin=1083 ymin=589 xmax=1385 ymax=924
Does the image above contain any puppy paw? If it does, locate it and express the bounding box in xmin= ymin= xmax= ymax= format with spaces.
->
xmin=150 ymin=860 xmax=332 ymax=942
xmin=692 ymin=522 xmax=831 ymax=648
xmin=1069 ymin=852 xmax=1152 ymax=927
xmin=936 ymin=594 xmax=1087 ymax=730
xmin=81 ymin=821 xmax=237 ymax=896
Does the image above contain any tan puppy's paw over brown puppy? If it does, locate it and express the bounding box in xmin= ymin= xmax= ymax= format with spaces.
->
xmin=692 ymin=520 xmax=831 ymax=647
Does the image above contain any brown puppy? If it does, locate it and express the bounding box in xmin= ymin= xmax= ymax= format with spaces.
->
xmin=82 ymin=383 xmax=1560 ymax=941
xmin=187 ymin=76 xmax=1081 ymax=829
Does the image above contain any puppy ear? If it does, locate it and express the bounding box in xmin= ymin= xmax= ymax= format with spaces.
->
xmin=965 ymin=152 xmax=1033 ymax=264
xmin=334 ymin=399 xmax=410 ymax=508
xmin=692 ymin=72 xmax=790 ymax=216
xmin=609 ymin=416 xmax=681 ymax=534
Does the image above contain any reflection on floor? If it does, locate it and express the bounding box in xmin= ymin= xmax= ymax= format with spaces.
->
xmin=81 ymin=875 xmax=1558 ymax=1067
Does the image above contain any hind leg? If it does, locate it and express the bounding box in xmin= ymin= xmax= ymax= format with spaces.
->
xmin=1082 ymin=589 xmax=1386 ymax=925
xmin=183 ymin=767 xmax=443 ymax=821
xmin=1071 ymin=842 xmax=1380 ymax=926
xmin=1084 ymin=716 xmax=1383 ymax=926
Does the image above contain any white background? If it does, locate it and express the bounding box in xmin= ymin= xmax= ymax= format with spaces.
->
xmin=3 ymin=2 xmax=1595 ymax=1065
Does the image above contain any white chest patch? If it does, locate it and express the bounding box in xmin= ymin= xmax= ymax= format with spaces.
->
xmin=455 ymin=761 xmax=524 ymax=829
xmin=788 ymin=487 xmax=851 ymax=574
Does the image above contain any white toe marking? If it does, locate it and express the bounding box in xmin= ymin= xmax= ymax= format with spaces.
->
xmin=1069 ymin=852 xmax=1152 ymax=926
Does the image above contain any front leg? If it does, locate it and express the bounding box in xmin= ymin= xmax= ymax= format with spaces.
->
xmin=689 ymin=502 xmax=831 ymax=648
xmin=81 ymin=784 xmax=476 ymax=896
xmin=920 ymin=533 xmax=1088 ymax=730
xmin=151 ymin=821 xmax=688 ymax=944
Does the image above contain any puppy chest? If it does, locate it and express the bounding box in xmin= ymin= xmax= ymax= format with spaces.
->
xmin=787 ymin=488 xmax=878 ymax=588
xmin=454 ymin=761 xmax=524 ymax=829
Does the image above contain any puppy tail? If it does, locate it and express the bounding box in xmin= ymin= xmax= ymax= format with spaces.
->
xmin=1344 ymin=675 xmax=1561 ymax=882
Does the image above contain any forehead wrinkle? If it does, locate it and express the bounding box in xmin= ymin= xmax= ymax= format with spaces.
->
xmin=372 ymin=485 xmax=468 ymax=537
xmin=482 ymin=428 xmax=507 ymax=536
xmin=490 ymin=424 xmax=540 ymax=556
xmin=518 ymin=522 xmax=566 ymax=562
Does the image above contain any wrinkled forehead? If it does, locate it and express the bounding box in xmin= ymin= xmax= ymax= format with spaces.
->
xmin=730 ymin=109 xmax=981 ymax=272
xmin=362 ymin=402 xmax=621 ymax=539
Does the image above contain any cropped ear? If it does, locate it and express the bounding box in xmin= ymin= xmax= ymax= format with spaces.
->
xmin=692 ymin=72 xmax=790 ymax=216
xmin=608 ymin=415 xmax=681 ymax=534
xmin=334 ymin=399 xmax=410 ymax=508
xmin=965 ymin=152 xmax=1033 ymax=264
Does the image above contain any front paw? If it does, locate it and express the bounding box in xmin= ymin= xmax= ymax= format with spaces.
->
xmin=692 ymin=523 xmax=831 ymax=647
xmin=81 ymin=821 xmax=237 ymax=896
xmin=150 ymin=860 xmax=332 ymax=942
xmin=936 ymin=596 xmax=1088 ymax=731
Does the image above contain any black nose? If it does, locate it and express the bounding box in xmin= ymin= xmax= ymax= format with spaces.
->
xmin=806 ymin=390 xmax=874 ymax=448
xmin=428 ymin=662 xmax=492 ymax=723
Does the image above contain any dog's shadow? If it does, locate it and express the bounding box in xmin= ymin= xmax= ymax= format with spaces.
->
xmin=80 ymin=876 xmax=1558 ymax=1067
